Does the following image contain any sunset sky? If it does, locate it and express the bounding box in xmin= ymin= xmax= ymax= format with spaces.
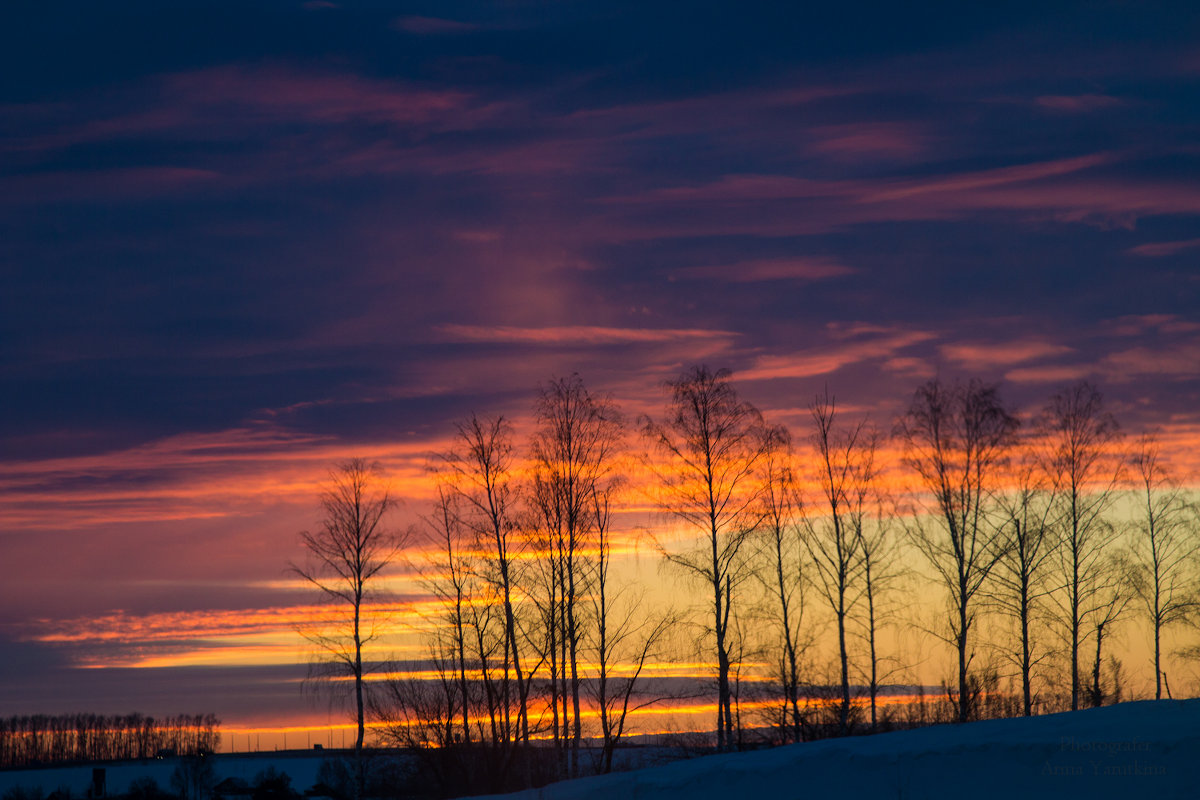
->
xmin=3 ymin=2 xmax=1200 ymax=744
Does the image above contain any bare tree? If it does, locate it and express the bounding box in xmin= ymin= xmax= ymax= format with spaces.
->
xmin=803 ymin=392 xmax=867 ymax=733
xmin=419 ymin=483 xmax=475 ymax=745
xmin=293 ymin=458 xmax=403 ymax=796
xmin=990 ymin=460 xmax=1058 ymax=716
xmin=526 ymin=502 xmax=565 ymax=761
xmin=171 ymin=753 xmax=216 ymax=800
xmin=1087 ymin=553 xmax=1134 ymax=707
xmin=441 ymin=416 xmax=531 ymax=760
xmin=642 ymin=365 xmax=767 ymax=751
xmin=529 ymin=374 xmax=623 ymax=777
xmin=1039 ymin=381 xmax=1122 ymax=711
xmin=1130 ymin=434 xmax=1200 ymax=699
xmin=588 ymin=483 xmax=674 ymax=773
xmin=754 ymin=425 xmax=809 ymax=743
xmin=897 ymin=378 xmax=1018 ymax=723
xmin=846 ymin=429 xmax=897 ymax=732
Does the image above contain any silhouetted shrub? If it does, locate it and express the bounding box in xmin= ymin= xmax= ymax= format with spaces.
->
xmin=251 ymin=768 xmax=298 ymax=800
xmin=2 ymin=786 xmax=45 ymax=800
xmin=125 ymin=777 xmax=171 ymax=800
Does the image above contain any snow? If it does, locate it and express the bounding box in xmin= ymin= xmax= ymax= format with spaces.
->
xmin=0 ymin=752 xmax=334 ymax=798
xmin=3 ymin=701 xmax=1197 ymax=800
xmin=472 ymin=700 xmax=1200 ymax=800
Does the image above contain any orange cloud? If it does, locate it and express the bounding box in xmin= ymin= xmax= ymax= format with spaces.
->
xmin=1004 ymin=364 xmax=1093 ymax=384
xmin=940 ymin=339 xmax=1073 ymax=369
xmin=739 ymin=329 xmax=936 ymax=381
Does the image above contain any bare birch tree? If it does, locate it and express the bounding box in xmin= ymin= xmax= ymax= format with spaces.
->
xmin=442 ymin=416 xmax=531 ymax=765
xmin=990 ymin=460 xmax=1058 ymax=716
xmin=803 ymin=392 xmax=867 ymax=734
xmin=846 ymin=428 xmax=897 ymax=731
xmin=529 ymin=374 xmax=622 ymax=777
xmin=588 ymin=483 xmax=674 ymax=773
xmin=1039 ymin=381 xmax=1122 ymax=711
xmin=1130 ymin=434 xmax=1200 ymax=699
xmin=293 ymin=458 xmax=403 ymax=796
xmin=897 ymin=378 xmax=1018 ymax=723
xmin=1086 ymin=552 xmax=1133 ymax=707
xmin=642 ymin=365 xmax=766 ymax=751
xmin=421 ymin=484 xmax=475 ymax=745
xmin=755 ymin=424 xmax=809 ymax=743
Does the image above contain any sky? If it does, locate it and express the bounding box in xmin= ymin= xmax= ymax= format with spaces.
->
xmin=2 ymin=1 xmax=1200 ymax=742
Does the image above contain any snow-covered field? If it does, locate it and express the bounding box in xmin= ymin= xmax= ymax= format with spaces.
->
xmin=4 ymin=701 xmax=1197 ymax=800
xmin=0 ymin=752 xmax=334 ymax=798
xmin=475 ymin=699 xmax=1200 ymax=800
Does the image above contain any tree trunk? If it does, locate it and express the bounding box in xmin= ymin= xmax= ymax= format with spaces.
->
xmin=1154 ymin=584 xmax=1162 ymax=701
xmin=837 ymin=606 xmax=850 ymax=732
xmin=354 ymin=595 xmax=365 ymax=800
xmin=1021 ymin=600 xmax=1032 ymax=717
xmin=958 ymin=570 xmax=970 ymax=724
xmin=867 ymin=576 xmax=878 ymax=731
xmin=568 ymin=559 xmax=581 ymax=777
xmin=1070 ymin=497 xmax=1081 ymax=712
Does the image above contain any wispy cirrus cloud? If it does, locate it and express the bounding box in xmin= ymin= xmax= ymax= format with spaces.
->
xmin=1106 ymin=314 xmax=1200 ymax=336
xmin=1127 ymin=238 xmax=1200 ymax=257
xmin=1034 ymin=93 xmax=1123 ymax=113
xmin=807 ymin=122 xmax=930 ymax=160
xmin=1002 ymin=324 xmax=1200 ymax=385
xmin=672 ymin=257 xmax=855 ymax=283
xmin=599 ymin=151 xmax=1200 ymax=241
xmin=436 ymin=324 xmax=738 ymax=346
xmin=1102 ymin=342 xmax=1200 ymax=381
xmin=1 ymin=65 xmax=498 ymax=175
xmin=392 ymin=16 xmax=479 ymax=35
xmin=0 ymin=425 xmax=443 ymax=531
xmin=739 ymin=327 xmax=936 ymax=382
xmin=0 ymin=166 xmax=221 ymax=204
xmin=860 ymin=153 xmax=1115 ymax=203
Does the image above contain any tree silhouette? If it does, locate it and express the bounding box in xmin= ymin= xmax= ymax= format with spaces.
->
xmin=1039 ymin=381 xmax=1122 ymax=711
xmin=440 ymin=415 xmax=531 ymax=775
xmin=643 ymin=365 xmax=767 ymax=751
xmin=754 ymin=424 xmax=810 ymax=742
xmin=293 ymin=458 xmax=402 ymax=797
xmin=529 ymin=374 xmax=623 ymax=777
xmin=1130 ymin=434 xmax=1200 ymax=699
xmin=588 ymin=481 xmax=675 ymax=773
xmin=803 ymin=392 xmax=869 ymax=734
xmin=990 ymin=459 xmax=1058 ymax=717
xmin=897 ymin=378 xmax=1018 ymax=723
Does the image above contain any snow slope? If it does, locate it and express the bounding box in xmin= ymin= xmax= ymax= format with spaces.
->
xmin=474 ymin=700 xmax=1200 ymax=800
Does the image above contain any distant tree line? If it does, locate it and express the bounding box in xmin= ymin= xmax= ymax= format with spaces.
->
xmin=0 ymin=713 xmax=220 ymax=768
xmin=297 ymin=367 xmax=1200 ymax=798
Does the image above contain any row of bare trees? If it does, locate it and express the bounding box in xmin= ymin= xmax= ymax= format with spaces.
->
xmin=0 ymin=713 xmax=220 ymax=768
xmin=295 ymin=367 xmax=1200 ymax=794
xmin=897 ymin=378 xmax=1200 ymax=722
xmin=358 ymin=377 xmax=674 ymax=795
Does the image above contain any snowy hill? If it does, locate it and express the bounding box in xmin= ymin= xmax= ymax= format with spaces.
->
xmin=474 ymin=700 xmax=1200 ymax=800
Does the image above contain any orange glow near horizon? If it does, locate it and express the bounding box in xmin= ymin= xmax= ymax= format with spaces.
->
xmin=213 ymin=691 xmax=947 ymax=753
xmin=6 ymin=399 xmax=1199 ymax=744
